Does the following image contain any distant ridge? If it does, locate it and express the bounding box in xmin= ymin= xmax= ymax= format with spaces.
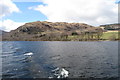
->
xmin=2 ymin=21 xmax=103 ymax=41
xmin=100 ymin=23 xmax=120 ymax=30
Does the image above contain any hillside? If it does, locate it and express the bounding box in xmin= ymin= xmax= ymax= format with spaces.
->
xmin=2 ymin=21 xmax=103 ymax=41
xmin=0 ymin=30 xmax=7 ymax=35
xmin=0 ymin=30 xmax=7 ymax=40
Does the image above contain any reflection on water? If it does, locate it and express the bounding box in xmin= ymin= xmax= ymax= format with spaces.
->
xmin=1 ymin=41 xmax=118 ymax=79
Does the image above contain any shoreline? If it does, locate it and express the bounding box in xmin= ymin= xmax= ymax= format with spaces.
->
xmin=1 ymin=40 xmax=119 ymax=41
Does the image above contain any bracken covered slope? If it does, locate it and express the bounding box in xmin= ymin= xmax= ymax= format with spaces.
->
xmin=2 ymin=21 xmax=102 ymax=41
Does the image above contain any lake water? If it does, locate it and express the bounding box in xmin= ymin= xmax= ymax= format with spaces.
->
xmin=1 ymin=41 xmax=119 ymax=79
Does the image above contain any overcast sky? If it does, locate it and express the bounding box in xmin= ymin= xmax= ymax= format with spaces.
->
xmin=0 ymin=0 xmax=119 ymax=32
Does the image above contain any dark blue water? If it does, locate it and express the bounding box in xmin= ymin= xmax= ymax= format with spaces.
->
xmin=1 ymin=41 xmax=118 ymax=78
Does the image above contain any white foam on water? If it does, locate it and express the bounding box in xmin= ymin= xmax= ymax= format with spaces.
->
xmin=50 ymin=67 xmax=69 ymax=78
xmin=48 ymin=76 xmax=53 ymax=79
xmin=52 ymin=67 xmax=59 ymax=72
xmin=60 ymin=68 xmax=69 ymax=78
xmin=14 ymin=48 xmax=21 ymax=51
xmin=24 ymin=52 xmax=33 ymax=56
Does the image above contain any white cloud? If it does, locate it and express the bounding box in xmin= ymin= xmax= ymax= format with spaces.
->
xmin=0 ymin=19 xmax=25 ymax=32
xmin=29 ymin=0 xmax=118 ymax=26
xmin=0 ymin=0 xmax=20 ymax=17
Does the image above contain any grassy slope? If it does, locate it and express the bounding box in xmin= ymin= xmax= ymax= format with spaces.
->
xmin=67 ymin=31 xmax=119 ymax=41
xmin=102 ymin=32 xmax=119 ymax=40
